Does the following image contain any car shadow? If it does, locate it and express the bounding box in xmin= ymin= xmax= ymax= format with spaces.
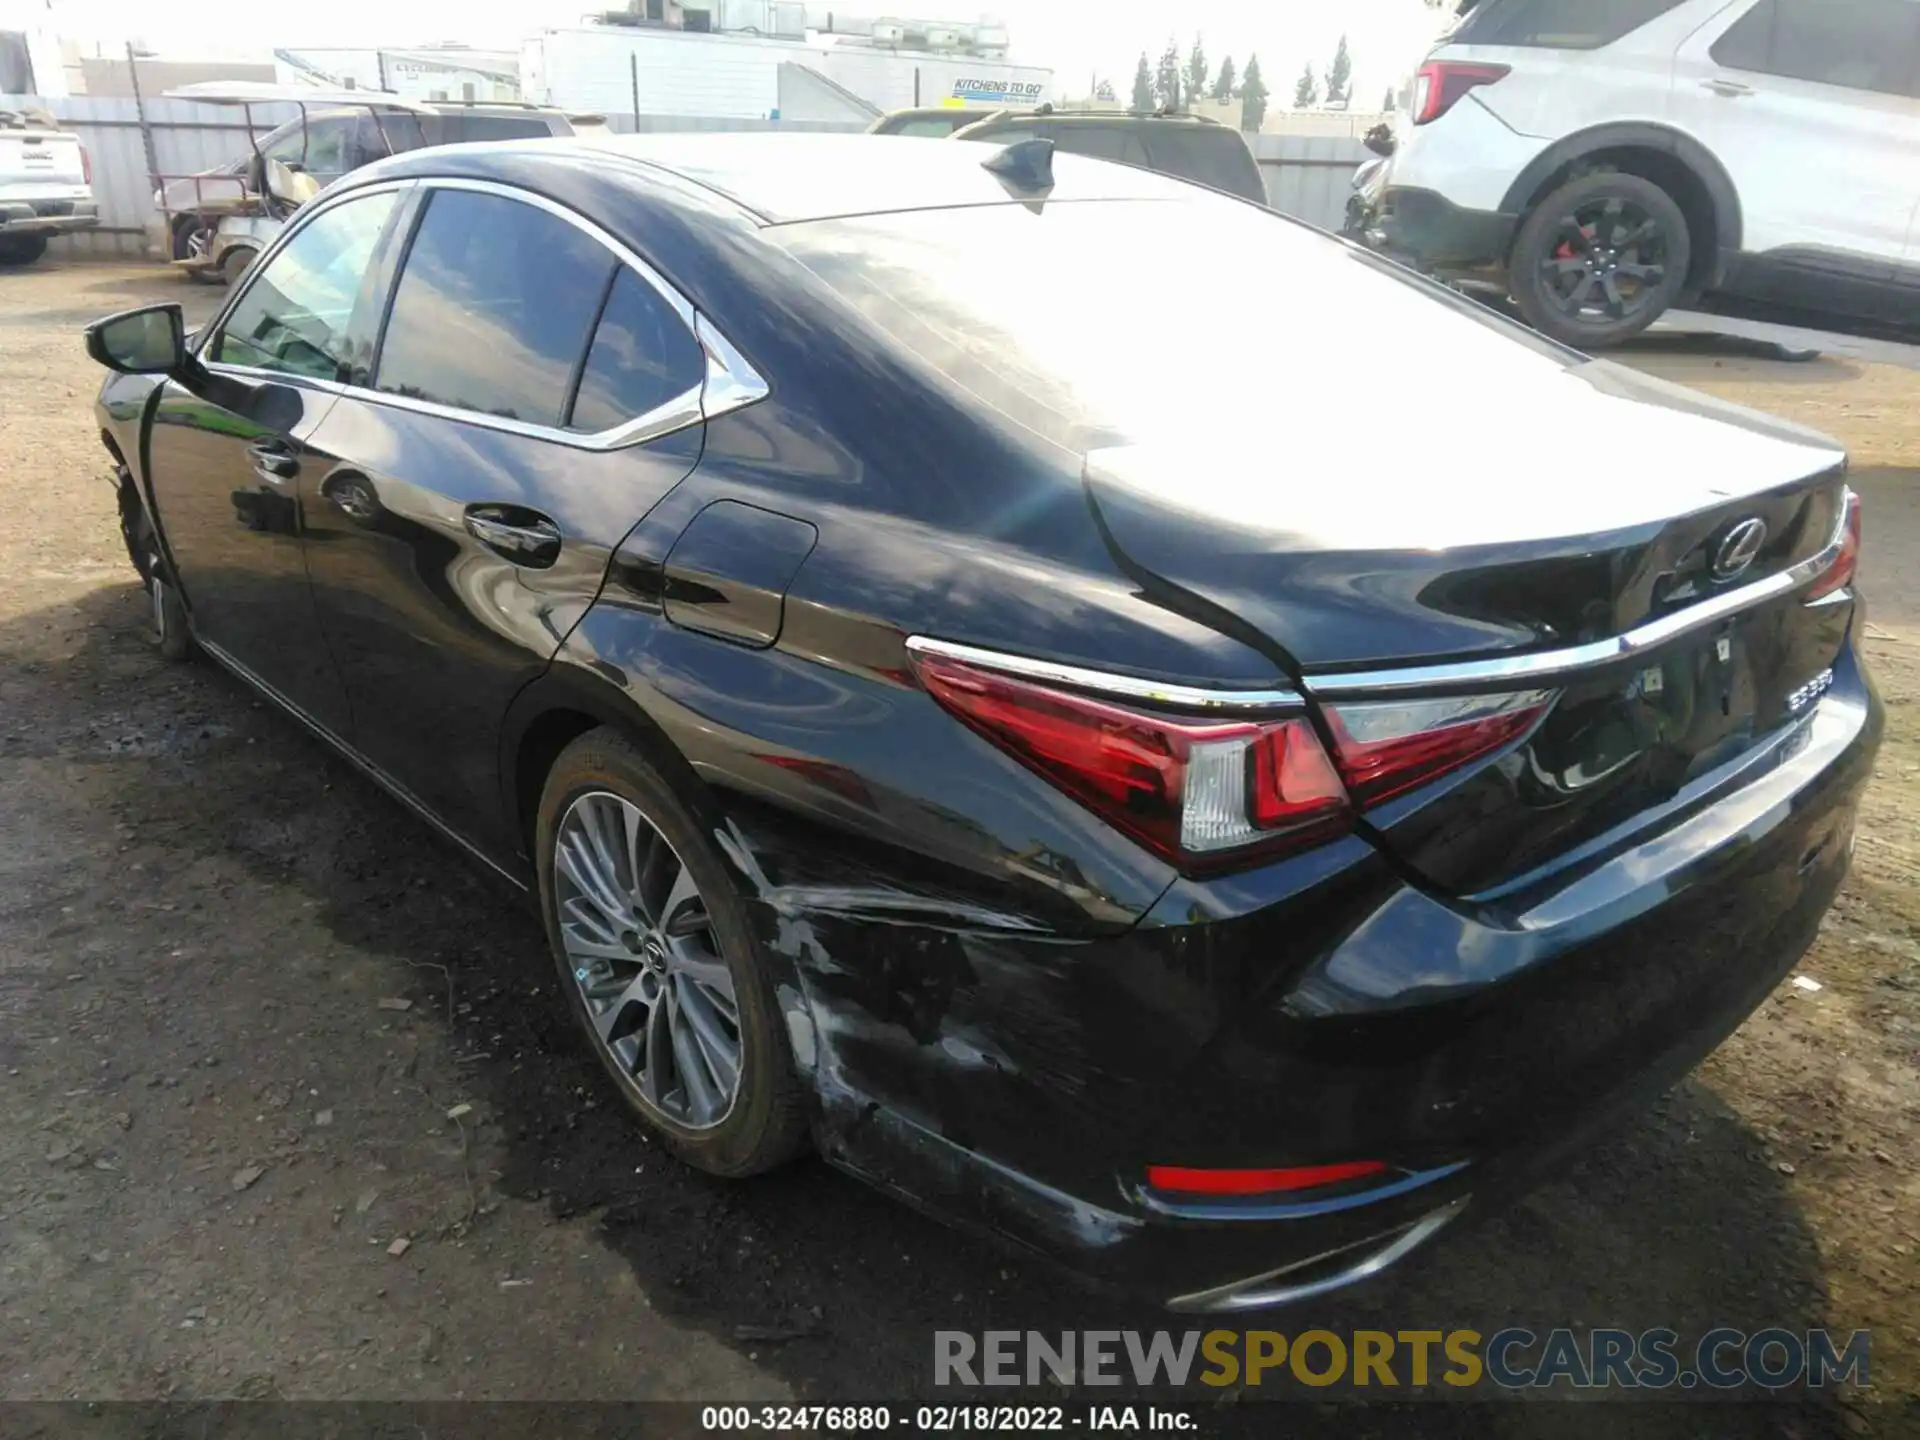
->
xmin=0 ymin=581 xmax=1858 ymax=1435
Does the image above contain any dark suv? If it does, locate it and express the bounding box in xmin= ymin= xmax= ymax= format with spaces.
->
xmin=950 ymin=109 xmax=1267 ymax=205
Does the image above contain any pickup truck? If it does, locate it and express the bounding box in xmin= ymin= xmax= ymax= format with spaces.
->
xmin=0 ymin=106 xmax=97 ymax=265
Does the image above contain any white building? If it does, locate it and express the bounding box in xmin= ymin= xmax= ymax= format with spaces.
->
xmin=275 ymin=47 xmax=521 ymax=103
xmin=524 ymin=9 xmax=1049 ymax=123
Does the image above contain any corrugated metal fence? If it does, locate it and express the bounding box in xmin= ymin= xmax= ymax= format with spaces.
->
xmin=12 ymin=95 xmax=1365 ymax=257
xmin=16 ymin=95 xmax=303 ymax=257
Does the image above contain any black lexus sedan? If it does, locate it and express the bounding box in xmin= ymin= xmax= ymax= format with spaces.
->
xmin=87 ymin=133 xmax=1878 ymax=1311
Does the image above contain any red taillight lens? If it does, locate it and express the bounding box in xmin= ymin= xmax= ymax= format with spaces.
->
xmin=1805 ymin=490 xmax=1862 ymax=602
xmin=909 ymin=652 xmax=1349 ymax=869
xmin=1412 ymin=60 xmax=1510 ymax=125
xmin=80 ymin=143 xmax=92 ymax=184
xmin=1322 ymin=690 xmax=1553 ymax=807
xmin=1147 ymin=1161 xmax=1389 ymax=1196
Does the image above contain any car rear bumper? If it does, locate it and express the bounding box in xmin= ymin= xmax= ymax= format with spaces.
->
xmin=745 ymin=634 xmax=1880 ymax=1308
xmin=1371 ymin=185 xmax=1513 ymax=269
xmin=0 ymin=198 xmax=99 ymax=235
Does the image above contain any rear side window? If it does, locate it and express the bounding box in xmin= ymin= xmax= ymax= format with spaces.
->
xmin=214 ymin=190 xmax=399 ymax=379
xmin=1052 ymin=126 xmax=1151 ymax=167
xmin=374 ymin=189 xmax=614 ymax=424
xmin=1711 ymin=0 xmax=1920 ymax=96
xmin=1451 ymin=0 xmax=1690 ymax=49
xmin=568 ymin=268 xmax=706 ymax=432
xmin=445 ymin=115 xmax=557 ymax=142
xmin=1142 ymin=131 xmax=1263 ymax=202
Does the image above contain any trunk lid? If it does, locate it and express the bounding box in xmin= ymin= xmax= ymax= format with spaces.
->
xmin=1085 ymin=363 xmax=1854 ymax=897
xmin=0 ymin=125 xmax=86 ymax=189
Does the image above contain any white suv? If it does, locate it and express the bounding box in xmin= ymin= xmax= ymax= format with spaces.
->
xmin=1373 ymin=0 xmax=1920 ymax=347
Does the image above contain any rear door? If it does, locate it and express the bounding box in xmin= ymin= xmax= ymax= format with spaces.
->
xmin=299 ymin=184 xmax=709 ymax=856
xmin=1669 ymin=0 xmax=1920 ymax=290
xmin=151 ymin=186 xmax=405 ymax=737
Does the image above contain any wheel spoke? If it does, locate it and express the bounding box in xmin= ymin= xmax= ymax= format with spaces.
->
xmin=584 ymin=798 xmax=629 ymax=896
xmin=1616 ymin=261 xmax=1664 ymax=282
xmin=593 ymin=973 xmax=651 ymax=1044
xmin=639 ymin=998 xmax=670 ymax=1106
xmin=1622 ymin=218 xmax=1660 ymax=248
xmin=623 ymin=803 xmax=653 ymax=912
xmin=565 ymin=937 xmax=636 ymax=964
xmin=677 ymin=977 xmax=741 ymax=1090
xmin=557 ymin=833 xmax=627 ymax=924
xmin=658 ymin=862 xmax=701 ymax=934
xmin=668 ymin=989 xmax=723 ymax=1122
xmin=553 ymin=789 xmax=743 ymax=1130
xmin=561 ymin=895 xmax=622 ymax=946
xmin=668 ymin=936 xmax=733 ymax=993
xmin=1601 ymin=272 xmax=1626 ymax=318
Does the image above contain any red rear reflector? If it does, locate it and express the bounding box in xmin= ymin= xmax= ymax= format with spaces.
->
xmin=1324 ymin=690 xmax=1552 ymax=806
xmin=1412 ymin=61 xmax=1510 ymax=125
xmin=909 ymin=650 xmax=1350 ymax=869
xmin=1805 ymin=490 xmax=1861 ymax=602
xmin=1148 ymin=1161 xmax=1389 ymax=1196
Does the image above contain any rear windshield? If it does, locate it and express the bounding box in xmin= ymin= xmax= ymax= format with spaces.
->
xmin=1449 ymin=0 xmax=1690 ymax=49
xmin=778 ymin=197 xmax=1563 ymax=454
xmin=422 ymin=114 xmax=557 ymax=144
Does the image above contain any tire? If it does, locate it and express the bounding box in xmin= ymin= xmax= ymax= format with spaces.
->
xmin=220 ymin=246 xmax=258 ymax=287
xmin=1508 ymin=171 xmax=1690 ymax=350
xmin=0 ymin=232 xmax=49 ymax=266
xmin=535 ymin=728 xmax=808 ymax=1177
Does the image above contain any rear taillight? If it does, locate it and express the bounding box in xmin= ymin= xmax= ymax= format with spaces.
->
xmin=1147 ymin=1160 xmax=1389 ymax=1196
xmin=1411 ymin=60 xmax=1510 ymax=125
xmin=1805 ymin=490 xmax=1862 ymax=602
xmin=909 ymin=652 xmax=1348 ymax=869
xmin=80 ymin=143 xmax=92 ymax=184
xmin=1321 ymin=690 xmax=1554 ymax=807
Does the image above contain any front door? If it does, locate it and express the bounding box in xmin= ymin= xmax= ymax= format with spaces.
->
xmin=298 ymin=185 xmax=709 ymax=857
xmin=147 ymin=186 xmax=404 ymax=737
xmin=1670 ymin=0 xmax=1920 ymax=304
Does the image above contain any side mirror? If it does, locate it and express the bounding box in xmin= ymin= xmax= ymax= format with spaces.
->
xmin=84 ymin=304 xmax=187 ymax=375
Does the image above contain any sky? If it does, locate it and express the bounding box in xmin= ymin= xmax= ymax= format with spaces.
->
xmin=28 ymin=0 xmax=1455 ymax=107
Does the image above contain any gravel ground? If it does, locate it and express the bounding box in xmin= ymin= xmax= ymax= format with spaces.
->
xmin=0 ymin=261 xmax=1914 ymax=1435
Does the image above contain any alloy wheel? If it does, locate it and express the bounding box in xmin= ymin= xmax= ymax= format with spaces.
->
xmin=1538 ymin=195 xmax=1669 ymax=326
xmin=553 ymin=790 xmax=743 ymax=1130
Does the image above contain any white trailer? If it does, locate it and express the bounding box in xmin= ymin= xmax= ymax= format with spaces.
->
xmin=522 ymin=25 xmax=1050 ymax=122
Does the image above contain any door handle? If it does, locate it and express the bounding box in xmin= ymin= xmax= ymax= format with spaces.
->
xmin=464 ymin=507 xmax=563 ymax=568
xmin=247 ymin=440 xmax=300 ymax=484
xmin=1701 ymin=77 xmax=1753 ymax=97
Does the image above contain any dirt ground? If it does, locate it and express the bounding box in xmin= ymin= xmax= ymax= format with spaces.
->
xmin=1 ymin=261 xmax=1915 ymax=1435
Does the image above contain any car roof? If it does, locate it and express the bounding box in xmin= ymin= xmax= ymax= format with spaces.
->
xmin=538 ymin=131 xmax=1194 ymax=224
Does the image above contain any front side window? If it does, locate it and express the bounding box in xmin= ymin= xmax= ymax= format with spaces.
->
xmin=1450 ymin=0 xmax=1691 ymax=49
xmin=1711 ymin=0 xmax=1920 ymax=96
xmin=213 ymin=190 xmax=398 ymax=380
xmin=890 ymin=117 xmax=965 ymax=137
xmin=295 ymin=116 xmax=357 ymax=175
xmin=373 ymin=189 xmax=615 ymax=425
xmin=568 ymin=268 xmax=705 ymax=432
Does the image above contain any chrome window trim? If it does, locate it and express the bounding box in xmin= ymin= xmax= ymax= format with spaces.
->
xmin=1301 ymin=489 xmax=1858 ymax=699
xmin=198 ymin=174 xmax=767 ymax=452
xmin=903 ymin=636 xmax=1303 ymax=712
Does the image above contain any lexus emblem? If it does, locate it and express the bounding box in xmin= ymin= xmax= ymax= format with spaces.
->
xmin=1712 ymin=518 xmax=1769 ymax=581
